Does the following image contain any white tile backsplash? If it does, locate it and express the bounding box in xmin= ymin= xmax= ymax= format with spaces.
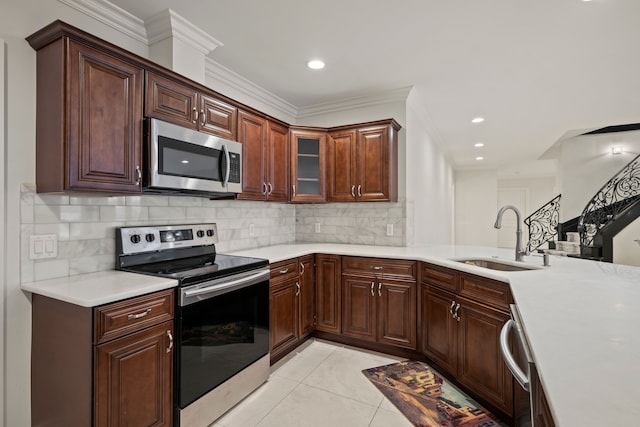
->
xmin=20 ymin=185 xmax=406 ymax=283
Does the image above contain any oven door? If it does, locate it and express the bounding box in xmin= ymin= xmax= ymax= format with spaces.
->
xmin=176 ymin=268 xmax=270 ymax=409
xmin=148 ymin=118 xmax=242 ymax=194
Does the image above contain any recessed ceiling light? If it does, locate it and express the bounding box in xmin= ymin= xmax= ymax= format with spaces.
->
xmin=475 ymin=156 xmax=484 ymax=161
xmin=471 ymin=117 xmax=484 ymax=124
xmin=611 ymin=146 xmax=623 ymax=155
xmin=181 ymin=160 xmax=190 ymax=164
xmin=474 ymin=143 xmax=484 ymax=148
xmin=307 ymin=59 xmax=325 ymax=70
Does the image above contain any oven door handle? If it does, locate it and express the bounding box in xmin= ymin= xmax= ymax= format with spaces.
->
xmin=182 ymin=269 xmax=270 ymax=302
xmin=500 ymin=319 xmax=530 ymax=392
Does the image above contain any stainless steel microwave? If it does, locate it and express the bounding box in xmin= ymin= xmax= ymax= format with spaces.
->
xmin=145 ymin=118 xmax=242 ymax=196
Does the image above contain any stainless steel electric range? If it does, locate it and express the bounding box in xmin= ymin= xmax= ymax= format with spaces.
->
xmin=115 ymin=223 xmax=270 ymax=427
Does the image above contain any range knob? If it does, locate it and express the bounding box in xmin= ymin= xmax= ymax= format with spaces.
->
xmin=130 ymin=234 xmax=141 ymax=244
xmin=197 ymin=230 xmax=205 ymax=238
xmin=145 ymin=233 xmax=155 ymax=243
xmin=207 ymin=229 xmax=214 ymax=237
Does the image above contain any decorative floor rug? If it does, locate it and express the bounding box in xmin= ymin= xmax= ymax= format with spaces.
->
xmin=363 ymin=360 xmax=508 ymax=427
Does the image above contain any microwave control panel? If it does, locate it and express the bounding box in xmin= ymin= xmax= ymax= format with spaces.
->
xmin=229 ymin=152 xmax=240 ymax=183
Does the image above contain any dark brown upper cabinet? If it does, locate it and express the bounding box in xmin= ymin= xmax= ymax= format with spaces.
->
xmin=290 ymin=128 xmax=327 ymax=203
xmin=145 ymin=71 xmax=237 ymax=140
xmin=27 ymin=24 xmax=144 ymax=194
xmin=327 ymin=120 xmax=400 ymax=202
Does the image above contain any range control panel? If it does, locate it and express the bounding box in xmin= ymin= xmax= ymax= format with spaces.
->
xmin=117 ymin=223 xmax=218 ymax=254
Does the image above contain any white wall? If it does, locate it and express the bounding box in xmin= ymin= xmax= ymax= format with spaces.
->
xmin=558 ymin=131 xmax=640 ymax=220
xmin=613 ymin=216 xmax=640 ymax=267
xmin=455 ymin=169 xmax=498 ymax=246
xmin=405 ymin=88 xmax=454 ymax=246
xmin=0 ymin=38 xmax=6 ymax=427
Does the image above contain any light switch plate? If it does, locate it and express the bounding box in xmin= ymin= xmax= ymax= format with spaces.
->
xmin=386 ymin=224 xmax=394 ymax=236
xmin=30 ymin=234 xmax=58 ymax=259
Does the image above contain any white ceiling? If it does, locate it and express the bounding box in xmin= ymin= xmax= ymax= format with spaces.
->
xmin=109 ymin=0 xmax=640 ymax=173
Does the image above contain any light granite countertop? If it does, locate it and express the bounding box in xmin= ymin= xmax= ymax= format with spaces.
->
xmin=21 ymin=243 xmax=640 ymax=425
xmin=229 ymin=243 xmax=640 ymax=427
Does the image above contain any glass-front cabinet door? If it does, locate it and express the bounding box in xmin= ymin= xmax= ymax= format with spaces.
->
xmin=290 ymin=128 xmax=326 ymax=203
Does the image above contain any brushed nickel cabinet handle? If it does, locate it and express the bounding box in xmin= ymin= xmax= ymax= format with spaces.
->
xmin=378 ymin=282 xmax=381 ymax=297
xmin=300 ymin=262 xmax=305 ymax=276
xmin=200 ymin=109 xmax=206 ymax=126
xmin=135 ymin=165 xmax=142 ymax=186
xmin=370 ymin=282 xmax=375 ymax=297
xmin=449 ymin=301 xmax=455 ymax=318
xmin=262 ymin=182 xmax=268 ymax=195
xmin=280 ymin=268 xmax=289 ymax=274
xmin=166 ymin=330 xmax=173 ymax=353
xmin=268 ymin=182 xmax=273 ymax=195
xmin=192 ymin=107 xmax=198 ymax=124
xmin=371 ymin=266 xmax=383 ymax=271
xmin=292 ymin=185 xmax=296 ymax=197
xmin=454 ymin=303 xmax=461 ymax=321
xmin=357 ymin=184 xmax=362 ymax=197
xmin=351 ymin=185 xmax=356 ymax=198
xmin=295 ymin=282 xmax=300 ymax=296
xmin=127 ymin=307 xmax=151 ymax=320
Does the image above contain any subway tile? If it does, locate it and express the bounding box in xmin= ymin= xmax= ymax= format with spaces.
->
xmin=149 ymin=207 xmax=187 ymax=221
xmin=100 ymin=206 xmax=148 ymax=221
xmin=69 ymin=196 xmax=126 ymax=205
xmin=69 ymin=255 xmax=115 ymax=275
xmin=34 ymin=205 xmax=100 ymax=223
xmin=125 ymin=195 xmax=169 ymax=206
xmin=34 ymin=194 xmax=69 ymax=205
xmin=169 ymin=196 xmax=203 ymax=207
xmin=34 ymin=223 xmax=71 ymax=241
xmin=34 ymin=259 xmax=69 ymax=281
xmin=69 ymin=222 xmax=123 ymax=240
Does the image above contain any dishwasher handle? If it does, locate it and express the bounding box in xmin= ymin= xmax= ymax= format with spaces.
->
xmin=500 ymin=319 xmax=530 ymax=392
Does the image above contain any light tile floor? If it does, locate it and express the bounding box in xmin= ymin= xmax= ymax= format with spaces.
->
xmin=212 ymin=339 xmax=414 ymax=427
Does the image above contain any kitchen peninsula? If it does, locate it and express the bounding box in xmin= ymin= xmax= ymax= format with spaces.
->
xmin=229 ymin=243 xmax=640 ymax=427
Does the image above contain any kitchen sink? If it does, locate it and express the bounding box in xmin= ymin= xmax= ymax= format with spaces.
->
xmin=453 ymin=258 xmax=542 ymax=272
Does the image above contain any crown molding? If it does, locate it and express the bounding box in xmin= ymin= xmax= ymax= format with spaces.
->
xmin=57 ymin=0 xmax=147 ymax=43
xmin=205 ymin=58 xmax=298 ymax=122
xmin=296 ymin=86 xmax=412 ymax=119
xmin=145 ymin=9 xmax=222 ymax=55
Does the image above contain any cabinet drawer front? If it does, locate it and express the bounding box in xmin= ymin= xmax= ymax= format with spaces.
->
xmin=270 ymin=259 xmax=298 ymax=283
xmin=94 ymin=289 xmax=174 ymax=344
xmin=421 ymin=263 xmax=458 ymax=291
xmin=342 ymin=256 xmax=416 ymax=280
xmin=459 ymin=273 xmax=511 ymax=311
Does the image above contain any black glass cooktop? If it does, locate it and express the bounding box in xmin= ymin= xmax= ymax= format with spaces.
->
xmin=124 ymin=253 xmax=269 ymax=286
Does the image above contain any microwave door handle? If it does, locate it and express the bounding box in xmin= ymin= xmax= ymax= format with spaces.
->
xmin=222 ymin=144 xmax=230 ymax=188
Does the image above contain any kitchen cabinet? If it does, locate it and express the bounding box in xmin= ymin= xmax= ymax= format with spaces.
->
xmin=269 ymin=256 xmax=315 ymax=362
xmin=238 ymin=110 xmax=290 ymax=201
xmin=315 ymin=254 xmax=342 ymax=333
xmin=27 ymin=29 xmax=144 ymax=194
xmin=290 ymin=128 xmax=327 ymax=202
xmin=341 ymin=257 xmax=416 ymax=349
xmin=420 ymin=263 xmax=514 ymax=416
xmin=533 ymin=370 xmax=556 ymax=427
xmin=146 ymin=71 xmax=237 ymax=140
xmin=31 ymin=289 xmax=174 ymax=427
xmin=327 ymin=120 xmax=400 ymax=202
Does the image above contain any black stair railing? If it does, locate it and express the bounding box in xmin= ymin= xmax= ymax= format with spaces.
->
xmin=578 ymin=154 xmax=640 ymax=252
xmin=524 ymin=194 xmax=561 ymax=252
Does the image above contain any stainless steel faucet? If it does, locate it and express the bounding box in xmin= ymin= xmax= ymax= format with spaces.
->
xmin=494 ymin=205 xmax=529 ymax=262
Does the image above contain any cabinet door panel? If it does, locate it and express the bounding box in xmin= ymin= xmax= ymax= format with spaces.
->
xmin=69 ymin=41 xmax=143 ymax=193
xmin=457 ymin=297 xmax=513 ymax=414
xmin=199 ymin=93 xmax=237 ymax=139
xmin=145 ymin=71 xmax=197 ymax=128
xmin=315 ymin=254 xmax=342 ymax=333
xmin=270 ymin=279 xmax=298 ymax=354
xmin=237 ymin=110 xmax=267 ymax=200
xmin=290 ymin=129 xmax=327 ymax=202
xmin=341 ymin=276 xmax=376 ymax=342
xmin=267 ymin=122 xmax=290 ymax=201
xmin=356 ymin=126 xmax=388 ymax=201
xmin=94 ymin=321 xmax=173 ymax=427
xmin=378 ymin=280 xmax=416 ymax=349
xmin=327 ymin=130 xmax=357 ymax=202
xmin=420 ymin=285 xmax=458 ymax=375
xmin=299 ymin=255 xmax=316 ymax=338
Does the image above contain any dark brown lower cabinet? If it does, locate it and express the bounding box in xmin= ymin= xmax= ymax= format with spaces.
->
xmin=420 ymin=285 xmax=458 ymax=375
xmin=298 ymin=254 xmax=316 ymax=338
xmin=95 ymin=321 xmax=173 ymax=427
xmin=270 ymin=276 xmax=299 ymax=356
xmin=315 ymin=254 xmax=342 ymax=333
xmin=31 ymin=289 xmax=174 ymax=427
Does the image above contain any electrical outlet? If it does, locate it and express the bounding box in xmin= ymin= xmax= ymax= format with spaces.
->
xmin=386 ymin=224 xmax=394 ymax=236
xmin=30 ymin=234 xmax=58 ymax=259
xmin=249 ymin=223 xmax=255 ymax=237
xmin=315 ymin=222 xmax=321 ymax=233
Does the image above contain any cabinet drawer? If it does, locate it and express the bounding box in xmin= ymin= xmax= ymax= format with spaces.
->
xmin=94 ymin=289 xmax=174 ymax=344
xmin=270 ymin=259 xmax=298 ymax=284
xmin=342 ymin=256 xmax=416 ymax=280
xmin=458 ymin=273 xmax=511 ymax=311
xmin=421 ymin=262 xmax=458 ymax=292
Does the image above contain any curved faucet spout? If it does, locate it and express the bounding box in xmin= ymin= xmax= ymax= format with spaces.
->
xmin=494 ymin=205 xmax=528 ymax=262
